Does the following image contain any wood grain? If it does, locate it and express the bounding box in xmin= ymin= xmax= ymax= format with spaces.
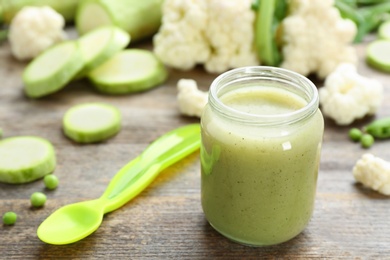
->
xmin=1 ymin=30 xmax=390 ymax=259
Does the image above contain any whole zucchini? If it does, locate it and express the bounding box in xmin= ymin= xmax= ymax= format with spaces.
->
xmin=75 ymin=0 xmax=163 ymax=42
xmin=0 ymin=0 xmax=79 ymax=23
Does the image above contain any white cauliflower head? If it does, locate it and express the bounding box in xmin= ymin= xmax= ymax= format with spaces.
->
xmin=353 ymin=153 xmax=390 ymax=196
xmin=153 ymin=0 xmax=258 ymax=73
xmin=9 ymin=6 xmax=67 ymax=61
xmin=177 ymin=79 xmax=208 ymax=117
xmin=281 ymin=0 xmax=357 ymax=79
xmin=319 ymin=63 xmax=383 ymax=125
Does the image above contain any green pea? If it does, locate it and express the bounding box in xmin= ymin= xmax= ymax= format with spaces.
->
xmin=2 ymin=211 xmax=17 ymax=225
xmin=30 ymin=192 xmax=47 ymax=207
xmin=349 ymin=128 xmax=362 ymax=142
xmin=361 ymin=134 xmax=375 ymax=148
xmin=44 ymin=175 xmax=59 ymax=190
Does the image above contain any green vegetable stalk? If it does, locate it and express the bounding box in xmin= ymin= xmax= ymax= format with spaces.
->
xmin=76 ymin=0 xmax=163 ymax=42
xmin=359 ymin=1 xmax=390 ymax=33
xmin=336 ymin=0 xmax=390 ymax=42
xmin=356 ymin=0 xmax=390 ymax=6
xmin=0 ymin=0 xmax=79 ymax=23
xmin=254 ymin=0 xmax=287 ymax=66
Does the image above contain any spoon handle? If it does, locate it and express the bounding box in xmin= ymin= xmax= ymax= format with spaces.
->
xmin=100 ymin=124 xmax=200 ymax=214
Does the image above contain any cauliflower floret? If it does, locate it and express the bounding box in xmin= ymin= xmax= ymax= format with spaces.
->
xmin=9 ymin=6 xmax=67 ymax=61
xmin=203 ymin=0 xmax=258 ymax=72
xmin=281 ymin=0 xmax=357 ymax=79
xmin=153 ymin=0 xmax=210 ymax=70
xmin=154 ymin=0 xmax=258 ymax=73
xmin=319 ymin=63 xmax=383 ymax=125
xmin=353 ymin=153 xmax=390 ymax=196
xmin=177 ymin=79 xmax=208 ymax=117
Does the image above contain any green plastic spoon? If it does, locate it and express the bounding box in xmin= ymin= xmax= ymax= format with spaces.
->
xmin=37 ymin=124 xmax=200 ymax=245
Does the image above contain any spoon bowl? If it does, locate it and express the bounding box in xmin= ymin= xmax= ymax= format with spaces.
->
xmin=38 ymin=200 xmax=104 ymax=245
xmin=37 ymin=124 xmax=200 ymax=245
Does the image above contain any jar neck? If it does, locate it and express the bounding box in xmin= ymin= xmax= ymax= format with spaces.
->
xmin=208 ymin=66 xmax=319 ymax=126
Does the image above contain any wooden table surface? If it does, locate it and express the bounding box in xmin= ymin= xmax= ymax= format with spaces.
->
xmin=1 ymin=28 xmax=389 ymax=259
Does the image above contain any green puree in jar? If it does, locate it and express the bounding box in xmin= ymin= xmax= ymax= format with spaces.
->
xmin=201 ymin=86 xmax=323 ymax=246
xmin=222 ymin=86 xmax=306 ymax=115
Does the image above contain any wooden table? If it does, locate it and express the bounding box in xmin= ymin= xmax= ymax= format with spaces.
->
xmin=1 ymin=29 xmax=389 ymax=259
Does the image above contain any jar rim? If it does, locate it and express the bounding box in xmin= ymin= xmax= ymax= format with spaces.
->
xmin=208 ymin=66 xmax=319 ymax=126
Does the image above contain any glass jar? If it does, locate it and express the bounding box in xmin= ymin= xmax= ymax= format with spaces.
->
xmin=200 ymin=66 xmax=324 ymax=246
